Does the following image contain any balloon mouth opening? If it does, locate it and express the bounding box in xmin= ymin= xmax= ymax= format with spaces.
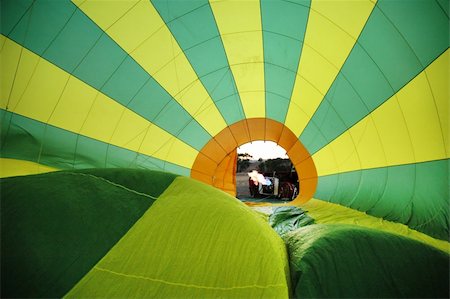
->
xmin=191 ymin=118 xmax=317 ymax=203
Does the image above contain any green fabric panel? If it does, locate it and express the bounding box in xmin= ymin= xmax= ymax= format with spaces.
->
xmin=437 ymin=0 xmax=449 ymax=17
xmin=269 ymin=206 xmax=314 ymax=236
xmin=299 ymin=198 xmax=450 ymax=253
xmin=151 ymin=1 xmax=245 ymax=125
xmin=0 ymin=110 xmax=190 ymax=176
xmin=0 ymin=0 xmax=34 ymax=36
xmin=300 ymin=102 xmax=346 ymax=154
xmin=266 ymin=92 xmax=290 ymax=123
xmin=159 ymin=161 xmax=191 ymax=177
xmin=378 ymin=0 xmax=449 ymax=67
xmin=300 ymin=0 xmax=448 ymax=153
xmin=3 ymin=0 xmax=76 ymax=55
xmin=262 ymin=0 xmax=309 ymax=123
xmin=0 ymin=169 xmax=167 ymax=298
xmin=2 ymin=0 xmax=211 ymax=150
xmin=201 ymin=69 xmax=244 ymax=124
xmin=73 ymin=34 xmax=128 ymax=89
xmin=1 ymin=110 xmax=44 ymax=162
xmin=44 ymin=9 xmax=103 ymax=73
xmin=314 ymin=160 xmax=450 ymax=241
xmin=350 ymin=167 xmax=388 ymax=211
xmin=66 ymin=168 xmax=178 ymax=198
xmin=283 ymin=224 xmax=449 ymax=299
xmin=151 ymin=0 xmax=206 ymax=21
xmin=66 ymin=177 xmax=290 ymax=298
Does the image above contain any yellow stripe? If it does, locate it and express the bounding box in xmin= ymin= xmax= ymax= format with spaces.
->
xmin=209 ymin=0 xmax=265 ymax=118
xmin=0 ymin=158 xmax=58 ymax=178
xmin=285 ymin=0 xmax=376 ymax=137
xmin=73 ymin=0 xmax=227 ymax=136
xmin=0 ymin=35 xmax=198 ymax=169
xmin=312 ymin=50 xmax=449 ymax=176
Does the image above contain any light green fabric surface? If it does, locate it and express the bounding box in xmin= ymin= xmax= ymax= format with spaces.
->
xmin=66 ymin=177 xmax=290 ymax=298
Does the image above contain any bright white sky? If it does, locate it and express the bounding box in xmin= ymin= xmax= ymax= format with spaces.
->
xmin=237 ymin=141 xmax=288 ymax=160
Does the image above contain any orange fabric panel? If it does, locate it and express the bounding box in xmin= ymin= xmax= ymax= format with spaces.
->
xmin=292 ymin=177 xmax=318 ymax=204
xmin=191 ymin=152 xmax=218 ymax=176
xmin=265 ymin=120 xmax=284 ymax=142
xmin=287 ymin=141 xmax=311 ymax=165
xmin=229 ymin=121 xmax=251 ymax=145
xmin=190 ymin=170 xmax=213 ymax=185
xmin=297 ymin=157 xmax=317 ymax=180
xmin=201 ymin=138 xmax=227 ymax=164
xmin=214 ymin=127 xmax=238 ymax=153
xmin=278 ymin=127 xmax=298 ymax=153
xmin=213 ymin=151 xmax=237 ymax=196
xmin=246 ymin=118 xmax=266 ymax=141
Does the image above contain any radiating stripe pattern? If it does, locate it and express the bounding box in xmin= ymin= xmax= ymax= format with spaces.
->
xmin=0 ymin=0 xmax=448 ymax=239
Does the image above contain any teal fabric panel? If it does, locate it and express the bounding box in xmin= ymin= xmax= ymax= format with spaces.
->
xmin=74 ymin=135 xmax=109 ymax=169
xmin=0 ymin=169 xmax=174 ymax=298
xmin=0 ymin=0 xmax=34 ymax=36
xmin=2 ymin=0 xmax=211 ymax=151
xmin=314 ymin=160 xmax=450 ymax=240
xmin=44 ymin=9 xmax=103 ymax=73
xmin=0 ymin=110 xmax=189 ymax=175
xmin=73 ymin=34 xmax=128 ymax=88
xmin=151 ymin=0 xmax=245 ymax=125
xmin=150 ymin=0 xmax=206 ymax=21
xmin=266 ymin=92 xmax=290 ymax=123
xmin=378 ymin=0 xmax=449 ymax=66
xmin=284 ymin=224 xmax=450 ymax=299
xmin=262 ymin=0 xmax=309 ymax=123
xmin=300 ymin=0 xmax=448 ymax=153
xmin=201 ymin=69 xmax=243 ymax=124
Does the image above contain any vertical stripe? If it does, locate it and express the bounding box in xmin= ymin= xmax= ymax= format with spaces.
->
xmin=284 ymin=0 xmax=376 ymax=137
xmin=209 ymin=0 xmax=265 ymax=118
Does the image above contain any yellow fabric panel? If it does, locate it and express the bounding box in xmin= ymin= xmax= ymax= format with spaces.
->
xmin=285 ymin=50 xmax=335 ymax=135
xmin=313 ymin=131 xmax=361 ymax=176
xmin=71 ymin=0 xmax=138 ymax=30
xmin=344 ymin=116 xmax=387 ymax=170
xmin=74 ymin=0 xmax=227 ymax=136
xmin=299 ymin=199 xmax=450 ymax=253
xmin=0 ymin=158 xmax=58 ymax=178
xmin=79 ymin=93 xmax=124 ymax=142
xmin=1 ymin=36 xmax=41 ymax=111
xmin=3 ymin=36 xmax=197 ymax=169
xmin=397 ymin=72 xmax=446 ymax=161
xmin=312 ymin=51 xmax=448 ymax=175
xmin=424 ymin=50 xmax=449 ymax=157
xmin=285 ymin=0 xmax=376 ymax=137
xmin=49 ymin=77 xmax=98 ymax=133
xmin=139 ymin=126 xmax=198 ymax=169
xmin=1 ymin=35 xmax=19 ymax=108
xmin=210 ymin=0 xmax=265 ymax=118
xmin=109 ymin=109 xmax=150 ymax=152
xmin=66 ymin=177 xmax=290 ymax=298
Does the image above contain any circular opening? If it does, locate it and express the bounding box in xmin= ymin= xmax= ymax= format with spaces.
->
xmin=236 ymin=141 xmax=298 ymax=202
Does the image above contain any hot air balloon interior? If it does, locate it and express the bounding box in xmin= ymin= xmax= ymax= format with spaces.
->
xmin=1 ymin=0 xmax=449 ymax=298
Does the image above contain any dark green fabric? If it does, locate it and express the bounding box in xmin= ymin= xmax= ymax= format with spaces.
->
xmin=269 ymin=206 xmax=314 ymax=236
xmin=314 ymin=160 xmax=449 ymax=241
xmin=151 ymin=0 xmax=245 ymax=125
xmin=283 ymin=224 xmax=450 ymax=299
xmin=0 ymin=0 xmax=211 ymax=150
xmin=261 ymin=0 xmax=310 ymax=123
xmin=0 ymin=169 xmax=177 ymax=298
xmin=0 ymin=110 xmax=191 ymax=176
xmin=66 ymin=168 xmax=178 ymax=198
xmin=300 ymin=0 xmax=449 ymax=154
